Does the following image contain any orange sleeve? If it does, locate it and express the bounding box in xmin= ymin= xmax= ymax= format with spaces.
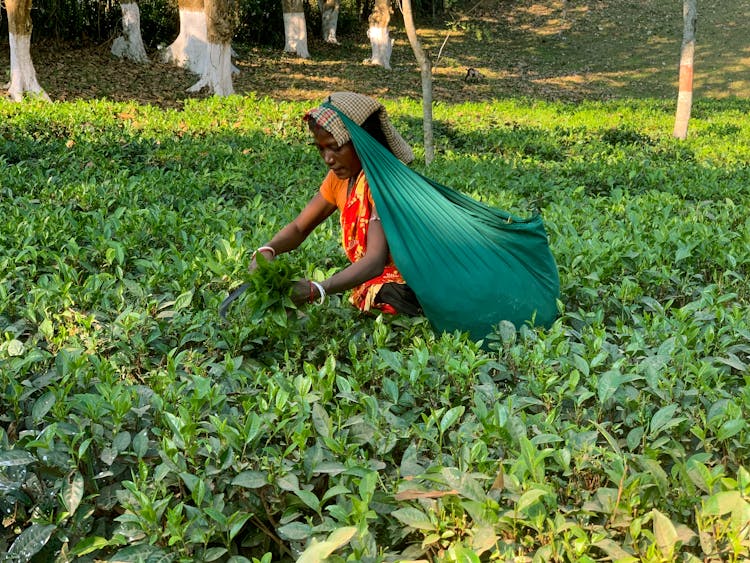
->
xmin=319 ymin=171 xmax=349 ymax=210
xmin=319 ymin=171 xmax=337 ymax=206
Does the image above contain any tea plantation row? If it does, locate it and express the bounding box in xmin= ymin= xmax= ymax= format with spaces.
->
xmin=1 ymin=95 xmax=749 ymax=561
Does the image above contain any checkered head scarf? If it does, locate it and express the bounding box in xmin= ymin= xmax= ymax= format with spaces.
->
xmin=304 ymin=92 xmax=414 ymax=164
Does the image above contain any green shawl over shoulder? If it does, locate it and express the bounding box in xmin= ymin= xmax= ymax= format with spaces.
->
xmin=325 ymin=103 xmax=560 ymax=342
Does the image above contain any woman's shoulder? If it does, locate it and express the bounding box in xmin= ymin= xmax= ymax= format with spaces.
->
xmin=321 ymin=170 xmax=349 ymax=194
xmin=320 ymin=171 xmax=349 ymax=208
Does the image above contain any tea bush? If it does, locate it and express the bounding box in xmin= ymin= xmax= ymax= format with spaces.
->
xmin=1 ymin=95 xmax=749 ymax=561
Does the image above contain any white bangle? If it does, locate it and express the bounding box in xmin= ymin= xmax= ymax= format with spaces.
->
xmin=252 ymin=246 xmax=276 ymax=260
xmin=310 ymin=281 xmax=326 ymax=305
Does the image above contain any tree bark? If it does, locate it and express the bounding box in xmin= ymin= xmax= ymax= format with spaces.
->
xmin=400 ymin=0 xmax=434 ymax=165
xmin=282 ymin=0 xmax=310 ymax=58
xmin=367 ymin=0 xmax=393 ymax=69
xmin=161 ymin=0 xmax=208 ymax=74
xmin=188 ymin=0 xmax=236 ymax=95
xmin=111 ymin=1 xmax=150 ymax=63
xmin=673 ymin=0 xmax=697 ymax=139
xmin=318 ymin=0 xmax=340 ymax=44
xmin=5 ymin=0 xmax=50 ymax=101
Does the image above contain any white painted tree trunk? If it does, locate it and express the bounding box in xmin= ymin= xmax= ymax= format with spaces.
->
xmin=111 ymin=2 xmax=150 ymax=63
xmin=188 ymin=42 xmax=234 ymax=95
xmin=367 ymin=26 xmax=393 ymax=69
xmin=161 ymin=2 xmax=208 ymax=74
xmin=188 ymin=0 xmax=235 ymax=95
xmin=367 ymin=0 xmax=392 ymax=69
xmin=5 ymin=0 xmax=49 ymax=101
xmin=7 ymin=34 xmax=49 ymax=101
xmin=282 ymin=0 xmax=310 ymax=58
xmin=674 ymin=0 xmax=697 ymax=139
xmin=318 ymin=0 xmax=340 ymax=44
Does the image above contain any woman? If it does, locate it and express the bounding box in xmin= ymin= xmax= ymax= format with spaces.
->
xmin=250 ymin=92 xmax=422 ymax=316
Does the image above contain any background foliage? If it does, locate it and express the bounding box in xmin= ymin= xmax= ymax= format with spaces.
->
xmin=0 ymin=0 xmax=448 ymax=48
xmin=1 ymin=94 xmax=749 ymax=561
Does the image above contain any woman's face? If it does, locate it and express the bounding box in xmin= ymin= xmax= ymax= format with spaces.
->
xmin=312 ymin=126 xmax=362 ymax=180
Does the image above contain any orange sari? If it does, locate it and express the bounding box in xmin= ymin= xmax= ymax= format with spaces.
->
xmin=341 ymin=172 xmax=405 ymax=314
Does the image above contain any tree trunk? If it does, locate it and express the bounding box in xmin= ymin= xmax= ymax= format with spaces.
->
xmin=367 ymin=0 xmax=393 ymax=69
xmin=282 ymin=0 xmax=310 ymax=58
xmin=400 ymin=0 xmax=434 ymax=165
xmin=161 ymin=0 xmax=208 ymax=74
xmin=188 ymin=0 xmax=236 ymax=95
xmin=5 ymin=0 xmax=49 ymax=101
xmin=318 ymin=0 xmax=340 ymax=44
xmin=111 ymin=1 xmax=150 ymax=63
xmin=673 ymin=0 xmax=697 ymax=140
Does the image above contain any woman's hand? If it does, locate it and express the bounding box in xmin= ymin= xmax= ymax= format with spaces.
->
xmin=290 ymin=279 xmax=324 ymax=306
xmin=249 ymin=248 xmax=275 ymax=272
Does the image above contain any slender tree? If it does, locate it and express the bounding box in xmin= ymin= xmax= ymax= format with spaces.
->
xmin=367 ymin=0 xmax=393 ymax=69
xmin=161 ymin=0 xmax=208 ymax=74
xmin=673 ymin=0 xmax=697 ymax=139
xmin=282 ymin=0 xmax=310 ymax=58
xmin=319 ymin=0 xmax=340 ymax=44
xmin=188 ymin=0 xmax=236 ymax=95
xmin=111 ymin=1 xmax=150 ymax=63
xmin=5 ymin=0 xmax=49 ymax=101
xmin=400 ymin=0 xmax=434 ymax=164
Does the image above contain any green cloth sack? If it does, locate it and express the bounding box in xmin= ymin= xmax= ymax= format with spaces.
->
xmin=327 ymin=105 xmax=560 ymax=341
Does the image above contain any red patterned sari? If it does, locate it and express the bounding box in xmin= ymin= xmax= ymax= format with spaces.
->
xmin=341 ymin=172 xmax=406 ymax=314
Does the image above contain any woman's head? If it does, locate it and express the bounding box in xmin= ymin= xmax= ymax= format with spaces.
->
xmin=310 ymin=122 xmax=362 ymax=180
xmin=303 ymin=92 xmax=414 ymax=165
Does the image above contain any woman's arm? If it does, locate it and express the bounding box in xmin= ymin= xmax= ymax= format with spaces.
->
xmin=291 ymin=207 xmax=390 ymax=304
xmin=251 ymin=192 xmax=336 ymax=266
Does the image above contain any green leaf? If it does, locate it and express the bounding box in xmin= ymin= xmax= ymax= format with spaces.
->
xmin=638 ymin=457 xmax=669 ymax=494
xmin=109 ymin=544 xmax=170 ymax=562
xmin=277 ymin=521 xmax=313 ymax=541
xmin=232 ymin=470 xmax=268 ymax=489
xmin=32 ymin=390 xmax=56 ymax=422
xmin=648 ymin=403 xmax=679 ymax=438
xmin=162 ymin=411 xmax=185 ymax=444
xmin=132 ymin=429 xmax=148 ymax=458
xmin=717 ymin=418 xmax=746 ymax=441
xmin=295 ymin=489 xmax=321 ymax=513
xmin=62 ymin=471 xmax=85 ymax=517
xmin=112 ymin=431 xmax=132 ymax=452
xmin=391 ymin=507 xmax=435 ymax=530
xmin=296 ymin=526 xmax=357 ymax=563
xmin=516 ymin=488 xmax=548 ymax=513
xmin=0 ymin=449 xmax=36 ymax=466
xmin=686 ymin=458 xmax=712 ymax=492
xmin=440 ymin=405 xmax=465 ymax=434
xmin=313 ymin=461 xmax=346 ymax=476
xmin=173 ymin=290 xmax=194 ymax=311
xmin=445 ymin=544 xmax=482 ymax=563
xmin=277 ymin=472 xmax=300 ymax=492
xmin=205 ymin=507 xmax=228 ymax=526
xmin=7 ymin=338 xmax=24 ymax=356
xmin=597 ymin=369 xmax=622 ymax=403
xmin=311 ymin=403 xmax=332 ymax=439
xmin=203 ymin=547 xmax=228 ymax=561
xmin=70 ymin=535 xmax=110 ymax=556
xmin=593 ymin=538 xmax=635 ymax=561
xmin=228 ymin=512 xmax=252 ymax=542
xmin=6 ymin=523 xmax=56 ymax=560
xmin=702 ymin=490 xmax=745 ymax=516
xmin=652 ymin=509 xmax=677 ymax=557
xmin=321 ymin=485 xmax=350 ymax=502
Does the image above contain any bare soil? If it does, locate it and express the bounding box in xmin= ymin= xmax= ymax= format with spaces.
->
xmin=2 ymin=0 xmax=749 ymax=108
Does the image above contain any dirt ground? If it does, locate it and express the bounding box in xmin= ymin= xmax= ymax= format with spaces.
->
xmin=1 ymin=0 xmax=749 ymax=107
